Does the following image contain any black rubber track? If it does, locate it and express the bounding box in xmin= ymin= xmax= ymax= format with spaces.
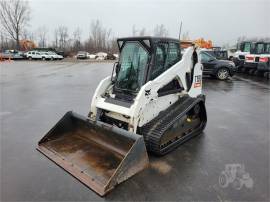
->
xmin=140 ymin=95 xmax=207 ymax=155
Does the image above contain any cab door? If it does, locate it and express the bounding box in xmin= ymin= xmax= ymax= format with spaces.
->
xmin=149 ymin=42 xmax=183 ymax=96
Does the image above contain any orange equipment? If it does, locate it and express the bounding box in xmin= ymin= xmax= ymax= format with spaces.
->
xmin=181 ymin=38 xmax=213 ymax=49
xmin=19 ymin=39 xmax=37 ymax=51
xmin=194 ymin=38 xmax=213 ymax=49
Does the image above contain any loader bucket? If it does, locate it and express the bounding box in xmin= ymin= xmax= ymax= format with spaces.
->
xmin=37 ymin=111 xmax=149 ymax=196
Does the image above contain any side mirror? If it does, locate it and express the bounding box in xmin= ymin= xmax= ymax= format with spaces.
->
xmin=111 ymin=62 xmax=119 ymax=82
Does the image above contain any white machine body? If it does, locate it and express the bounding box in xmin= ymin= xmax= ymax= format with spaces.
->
xmin=90 ymin=47 xmax=203 ymax=134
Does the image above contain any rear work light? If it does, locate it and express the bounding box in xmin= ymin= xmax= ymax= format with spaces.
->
xmin=259 ymin=57 xmax=269 ymax=63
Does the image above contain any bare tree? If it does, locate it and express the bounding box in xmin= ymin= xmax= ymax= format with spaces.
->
xmin=235 ymin=36 xmax=270 ymax=47
xmin=0 ymin=0 xmax=31 ymax=49
xmin=105 ymin=28 xmax=112 ymax=50
xmin=36 ymin=26 xmax=48 ymax=48
xmin=22 ymin=29 xmax=35 ymax=41
xmin=0 ymin=31 xmax=16 ymax=50
xmin=55 ymin=26 xmax=68 ymax=50
xmin=53 ymin=28 xmax=59 ymax=48
xmin=182 ymin=31 xmax=190 ymax=40
xmin=153 ymin=24 xmax=168 ymax=37
xmin=89 ymin=20 xmax=103 ymax=50
xmin=237 ymin=36 xmax=247 ymax=43
xmin=222 ymin=42 xmax=230 ymax=49
xmin=132 ymin=25 xmax=146 ymax=36
xmin=139 ymin=28 xmax=146 ymax=36
xmin=72 ymin=27 xmax=82 ymax=51
xmin=73 ymin=27 xmax=81 ymax=41
xmin=132 ymin=25 xmax=137 ymax=36
xmin=87 ymin=19 xmax=112 ymax=52
xmin=108 ymin=37 xmax=118 ymax=53
xmin=0 ymin=31 xmax=8 ymax=50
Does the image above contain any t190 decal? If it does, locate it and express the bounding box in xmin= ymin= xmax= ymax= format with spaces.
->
xmin=194 ymin=75 xmax=202 ymax=88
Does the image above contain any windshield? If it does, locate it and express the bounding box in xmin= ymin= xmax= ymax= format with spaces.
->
xmin=204 ymin=51 xmax=216 ymax=58
xmin=201 ymin=51 xmax=216 ymax=62
xmin=115 ymin=42 xmax=149 ymax=92
xmin=242 ymin=42 xmax=251 ymax=52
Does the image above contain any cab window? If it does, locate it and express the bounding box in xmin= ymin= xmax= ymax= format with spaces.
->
xmin=265 ymin=44 xmax=270 ymax=54
xmin=150 ymin=42 xmax=181 ymax=80
xmin=243 ymin=43 xmax=251 ymax=52
xmin=256 ymin=43 xmax=265 ymax=54
xmin=150 ymin=43 xmax=168 ymax=80
xmin=164 ymin=42 xmax=181 ymax=68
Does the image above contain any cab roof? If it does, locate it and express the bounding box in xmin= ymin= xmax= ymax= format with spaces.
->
xmin=117 ymin=36 xmax=179 ymax=44
xmin=117 ymin=36 xmax=180 ymax=52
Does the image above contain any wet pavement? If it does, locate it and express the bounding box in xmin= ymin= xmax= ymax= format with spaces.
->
xmin=1 ymin=61 xmax=269 ymax=201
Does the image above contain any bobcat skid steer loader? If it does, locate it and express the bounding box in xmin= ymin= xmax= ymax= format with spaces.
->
xmin=37 ymin=37 xmax=207 ymax=196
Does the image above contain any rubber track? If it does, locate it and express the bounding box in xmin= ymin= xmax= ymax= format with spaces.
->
xmin=141 ymin=96 xmax=205 ymax=155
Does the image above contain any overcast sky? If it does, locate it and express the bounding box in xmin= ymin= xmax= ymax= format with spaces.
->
xmin=29 ymin=0 xmax=270 ymax=46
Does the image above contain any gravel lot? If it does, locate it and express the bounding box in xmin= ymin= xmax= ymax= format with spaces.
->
xmin=1 ymin=61 xmax=269 ymax=201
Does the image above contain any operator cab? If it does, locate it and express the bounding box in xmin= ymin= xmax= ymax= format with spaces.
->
xmin=238 ymin=41 xmax=256 ymax=53
xmin=112 ymin=37 xmax=182 ymax=98
xmin=246 ymin=42 xmax=270 ymax=63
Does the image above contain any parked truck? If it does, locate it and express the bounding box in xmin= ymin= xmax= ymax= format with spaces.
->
xmin=233 ymin=41 xmax=256 ymax=70
xmin=243 ymin=42 xmax=270 ymax=76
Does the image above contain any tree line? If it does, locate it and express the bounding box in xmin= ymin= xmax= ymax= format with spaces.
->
xmin=0 ymin=0 xmax=169 ymax=54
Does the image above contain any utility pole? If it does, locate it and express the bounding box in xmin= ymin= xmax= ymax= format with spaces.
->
xmin=178 ymin=21 xmax=182 ymax=41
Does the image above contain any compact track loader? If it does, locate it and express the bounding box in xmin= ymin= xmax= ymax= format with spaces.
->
xmin=38 ymin=37 xmax=207 ymax=196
